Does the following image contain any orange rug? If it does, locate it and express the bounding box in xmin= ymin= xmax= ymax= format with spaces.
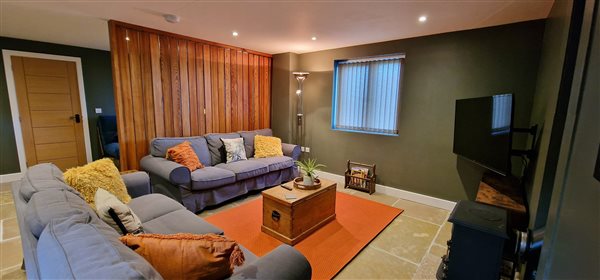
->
xmin=205 ymin=192 xmax=403 ymax=279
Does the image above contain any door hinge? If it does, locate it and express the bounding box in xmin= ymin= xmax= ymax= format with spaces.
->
xmin=204 ymin=108 xmax=206 ymax=115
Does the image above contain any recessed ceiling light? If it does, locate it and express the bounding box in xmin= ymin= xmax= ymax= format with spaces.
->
xmin=419 ymin=16 xmax=427 ymax=22
xmin=311 ymin=36 xmax=317 ymax=41
xmin=125 ymin=36 xmax=130 ymax=41
xmin=232 ymin=31 xmax=239 ymax=37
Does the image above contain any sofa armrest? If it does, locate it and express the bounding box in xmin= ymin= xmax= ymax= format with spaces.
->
xmin=121 ymin=171 xmax=151 ymax=198
xmin=282 ymin=143 xmax=301 ymax=161
xmin=230 ymin=245 xmax=311 ymax=280
xmin=140 ymin=155 xmax=191 ymax=186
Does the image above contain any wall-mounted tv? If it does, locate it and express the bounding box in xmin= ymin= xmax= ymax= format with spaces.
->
xmin=453 ymin=94 xmax=514 ymax=176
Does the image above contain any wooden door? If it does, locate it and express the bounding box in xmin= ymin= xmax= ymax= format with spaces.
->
xmin=11 ymin=56 xmax=87 ymax=171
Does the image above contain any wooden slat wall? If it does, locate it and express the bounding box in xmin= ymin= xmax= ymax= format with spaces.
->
xmin=109 ymin=21 xmax=272 ymax=170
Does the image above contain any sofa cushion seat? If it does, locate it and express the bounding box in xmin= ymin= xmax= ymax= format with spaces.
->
xmin=37 ymin=213 xmax=162 ymax=279
xmin=142 ymin=209 xmax=223 ymax=235
xmin=250 ymin=156 xmax=294 ymax=172
xmin=127 ymin=193 xmax=186 ymax=223
xmin=215 ymin=160 xmax=269 ymax=181
xmin=190 ymin=167 xmax=236 ymax=191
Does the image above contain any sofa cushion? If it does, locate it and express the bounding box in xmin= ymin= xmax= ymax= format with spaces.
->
xmin=239 ymin=129 xmax=273 ymax=158
xmin=166 ymin=141 xmax=204 ymax=171
xmin=37 ymin=213 xmax=162 ymax=279
xmin=205 ymin=133 xmax=241 ymax=165
xmin=127 ymin=193 xmax=186 ymax=223
xmin=150 ymin=137 xmax=212 ymax=167
xmin=119 ymin=233 xmax=243 ymax=280
xmin=141 ymin=209 xmax=224 ymax=235
xmin=190 ymin=167 xmax=236 ymax=191
xmin=63 ymin=158 xmax=131 ymax=209
xmin=215 ymin=160 xmax=269 ymax=181
xmin=250 ymin=156 xmax=294 ymax=172
xmin=95 ymin=188 xmax=143 ymax=235
xmin=25 ymin=189 xmax=95 ymax=238
xmin=20 ymin=163 xmax=79 ymax=202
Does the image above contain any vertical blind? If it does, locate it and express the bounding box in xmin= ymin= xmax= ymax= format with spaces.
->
xmin=332 ymin=55 xmax=404 ymax=135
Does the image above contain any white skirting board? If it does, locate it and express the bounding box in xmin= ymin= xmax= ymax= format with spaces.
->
xmin=0 ymin=172 xmax=23 ymax=184
xmin=316 ymin=170 xmax=457 ymax=211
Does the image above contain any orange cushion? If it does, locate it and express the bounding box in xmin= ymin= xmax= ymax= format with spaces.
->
xmin=120 ymin=233 xmax=245 ymax=280
xmin=166 ymin=141 xmax=203 ymax=171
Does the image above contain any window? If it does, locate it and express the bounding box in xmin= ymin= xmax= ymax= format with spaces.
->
xmin=332 ymin=54 xmax=404 ymax=136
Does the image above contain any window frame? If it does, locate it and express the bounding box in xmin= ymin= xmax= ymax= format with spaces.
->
xmin=331 ymin=53 xmax=405 ymax=136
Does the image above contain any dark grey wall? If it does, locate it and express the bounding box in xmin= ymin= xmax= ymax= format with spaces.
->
xmin=537 ymin=1 xmax=599 ymax=277
xmin=272 ymin=20 xmax=545 ymax=201
xmin=0 ymin=37 xmax=114 ymax=174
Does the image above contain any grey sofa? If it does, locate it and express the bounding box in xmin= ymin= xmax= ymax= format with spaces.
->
xmin=12 ymin=163 xmax=311 ymax=279
xmin=141 ymin=128 xmax=301 ymax=213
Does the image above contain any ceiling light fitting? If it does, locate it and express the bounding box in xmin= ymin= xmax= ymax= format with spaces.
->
xmin=164 ymin=14 xmax=180 ymax=23
xmin=232 ymin=31 xmax=239 ymax=37
xmin=419 ymin=16 xmax=427 ymax=22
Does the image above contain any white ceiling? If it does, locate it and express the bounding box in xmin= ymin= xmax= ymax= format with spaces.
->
xmin=0 ymin=1 xmax=553 ymax=54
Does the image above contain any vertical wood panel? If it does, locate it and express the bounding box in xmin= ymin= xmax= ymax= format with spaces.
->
xmin=242 ymin=52 xmax=250 ymax=130
xmin=149 ymin=34 xmax=164 ymax=137
xmin=195 ymin=44 xmax=206 ymax=135
xmin=224 ymin=49 xmax=231 ymax=132
xmin=236 ymin=51 xmax=243 ymax=130
xmin=169 ymin=38 xmax=182 ymax=136
xmin=230 ymin=50 xmax=239 ymax=131
xmin=159 ymin=35 xmax=174 ymax=137
xmin=203 ymin=44 xmax=213 ymax=133
xmin=179 ymin=40 xmax=191 ymax=136
xmin=188 ymin=42 xmax=199 ymax=136
xmin=252 ymin=54 xmax=260 ymax=130
xmin=140 ymin=32 xmax=156 ymax=143
xmin=109 ymin=21 xmax=272 ymax=170
xmin=210 ymin=46 xmax=220 ymax=132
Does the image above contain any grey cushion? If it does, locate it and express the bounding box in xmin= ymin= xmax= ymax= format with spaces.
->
xmin=215 ymin=160 xmax=269 ymax=181
xmin=205 ymin=133 xmax=241 ymax=165
xmin=150 ymin=136 xmax=212 ymax=166
xmin=142 ymin=209 xmax=224 ymax=235
xmin=239 ymin=129 xmax=273 ymax=158
xmin=25 ymin=189 xmax=95 ymax=238
xmin=20 ymin=163 xmax=81 ymax=202
xmin=190 ymin=167 xmax=236 ymax=191
xmin=230 ymin=244 xmax=311 ymax=280
xmin=250 ymin=156 xmax=295 ymax=172
xmin=37 ymin=213 xmax=162 ymax=279
xmin=127 ymin=193 xmax=185 ymax=223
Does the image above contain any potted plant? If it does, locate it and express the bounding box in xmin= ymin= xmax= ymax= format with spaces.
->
xmin=295 ymin=158 xmax=326 ymax=186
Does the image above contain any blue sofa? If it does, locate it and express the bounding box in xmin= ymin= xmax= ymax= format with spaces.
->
xmin=12 ymin=163 xmax=311 ymax=279
xmin=140 ymin=129 xmax=301 ymax=213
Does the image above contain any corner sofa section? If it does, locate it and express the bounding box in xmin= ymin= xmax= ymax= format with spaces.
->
xmin=141 ymin=129 xmax=301 ymax=213
xmin=13 ymin=163 xmax=311 ymax=279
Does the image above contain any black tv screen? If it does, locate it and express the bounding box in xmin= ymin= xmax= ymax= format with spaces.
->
xmin=453 ymin=94 xmax=513 ymax=176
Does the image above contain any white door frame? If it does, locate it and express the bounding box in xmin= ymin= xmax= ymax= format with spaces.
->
xmin=2 ymin=50 xmax=93 ymax=175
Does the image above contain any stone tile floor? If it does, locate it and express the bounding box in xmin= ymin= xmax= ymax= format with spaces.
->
xmin=0 ymin=180 xmax=452 ymax=279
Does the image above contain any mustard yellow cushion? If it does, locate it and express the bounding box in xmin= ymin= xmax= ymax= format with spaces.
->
xmin=253 ymin=135 xmax=283 ymax=158
xmin=63 ymin=158 xmax=131 ymax=209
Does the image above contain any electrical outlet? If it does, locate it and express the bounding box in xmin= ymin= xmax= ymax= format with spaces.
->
xmin=95 ymin=108 xmax=102 ymax=114
xmin=305 ymin=147 xmax=310 ymax=153
xmin=300 ymin=147 xmax=305 ymax=152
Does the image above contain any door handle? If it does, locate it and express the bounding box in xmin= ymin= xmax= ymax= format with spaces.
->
xmin=70 ymin=114 xmax=81 ymax=123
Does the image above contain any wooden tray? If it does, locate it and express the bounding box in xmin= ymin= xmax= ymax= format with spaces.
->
xmin=293 ymin=177 xmax=322 ymax=190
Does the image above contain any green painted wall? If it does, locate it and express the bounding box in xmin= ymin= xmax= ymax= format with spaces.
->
xmin=0 ymin=37 xmax=114 ymax=174
xmin=272 ymin=20 xmax=545 ymax=201
xmin=525 ymin=0 xmax=574 ymax=229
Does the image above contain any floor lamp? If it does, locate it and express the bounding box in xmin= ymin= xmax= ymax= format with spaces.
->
xmin=293 ymin=72 xmax=309 ymax=147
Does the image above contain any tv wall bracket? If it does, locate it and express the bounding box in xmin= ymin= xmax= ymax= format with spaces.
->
xmin=511 ymin=124 xmax=538 ymax=159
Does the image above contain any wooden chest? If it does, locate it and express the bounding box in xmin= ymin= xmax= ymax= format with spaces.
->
xmin=261 ymin=179 xmax=336 ymax=245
